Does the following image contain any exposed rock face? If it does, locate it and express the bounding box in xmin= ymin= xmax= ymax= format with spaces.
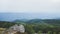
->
xmin=18 ymin=25 xmax=25 ymax=33
xmin=3 ymin=24 xmax=25 ymax=34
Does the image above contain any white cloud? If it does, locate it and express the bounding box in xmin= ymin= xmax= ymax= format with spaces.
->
xmin=0 ymin=0 xmax=60 ymax=13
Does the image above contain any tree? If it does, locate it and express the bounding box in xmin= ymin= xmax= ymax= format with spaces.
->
xmin=53 ymin=32 xmax=56 ymax=34
xmin=47 ymin=31 xmax=52 ymax=34
xmin=38 ymin=31 xmax=42 ymax=34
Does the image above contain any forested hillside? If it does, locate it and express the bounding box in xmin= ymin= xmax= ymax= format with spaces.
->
xmin=0 ymin=21 xmax=16 ymax=28
xmin=0 ymin=19 xmax=60 ymax=34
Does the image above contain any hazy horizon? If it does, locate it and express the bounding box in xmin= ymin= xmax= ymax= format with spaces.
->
xmin=0 ymin=13 xmax=60 ymax=21
xmin=0 ymin=0 xmax=60 ymax=21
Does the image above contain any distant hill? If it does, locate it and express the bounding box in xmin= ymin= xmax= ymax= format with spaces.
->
xmin=13 ymin=19 xmax=29 ymax=24
xmin=0 ymin=19 xmax=60 ymax=28
xmin=13 ymin=19 xmax=60 ymax=26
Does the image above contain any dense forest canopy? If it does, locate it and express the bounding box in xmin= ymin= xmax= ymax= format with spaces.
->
xmin=0 ymin=19 xmax=60 ymax=34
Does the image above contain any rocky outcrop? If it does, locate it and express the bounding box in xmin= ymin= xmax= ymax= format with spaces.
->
xmin=3 ymin=24 xmax=25 ymax=34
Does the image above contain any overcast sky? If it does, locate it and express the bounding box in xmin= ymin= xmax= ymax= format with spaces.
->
xmin=0 ymin=0 xmax=60 ymax=21
xmin=0 ymin=0 xmax=60 ymax=13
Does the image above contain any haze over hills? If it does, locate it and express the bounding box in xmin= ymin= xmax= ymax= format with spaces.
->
xmin=0 ymin=13 xmax=60 ymax=21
